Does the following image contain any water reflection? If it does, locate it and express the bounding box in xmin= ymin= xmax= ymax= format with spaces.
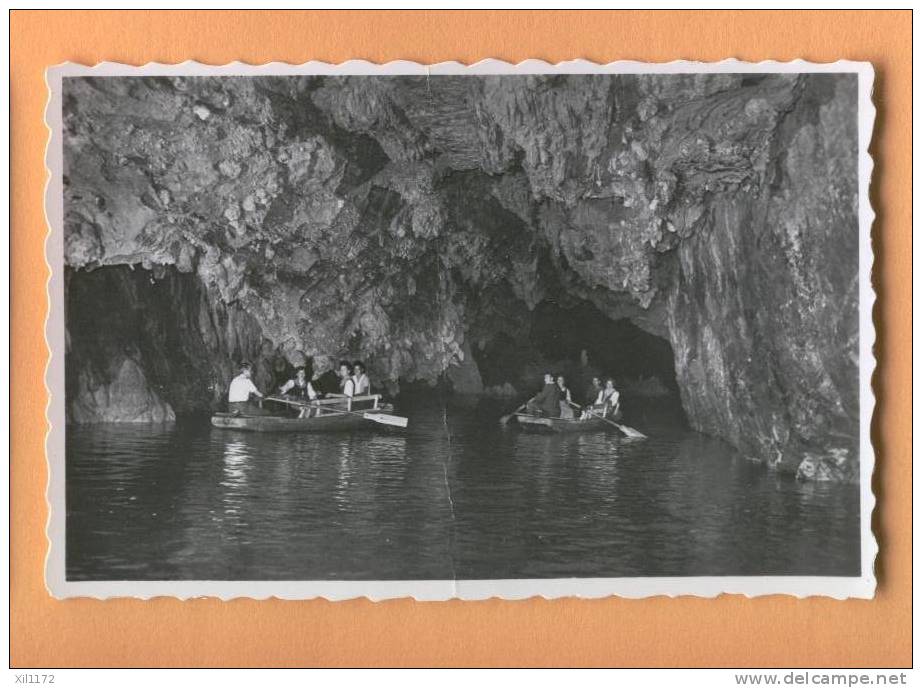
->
xmin=334 ymin=439 xmax=356 ymax=512
xmin=220 ymin=439 xmax=252 ymax=529
xmin=221 ymin=439 xmax=251 ymax=486
xmin=65 ymin=398 xmax=862 ymax=581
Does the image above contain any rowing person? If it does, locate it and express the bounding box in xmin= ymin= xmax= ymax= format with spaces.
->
xmin=556 ymin=374 xmax=575 ymax=419
xmin=526 ymin=372 xmax=561 ymax=418
xmin=278 ymin=367 xmax=319 ymax=417
xmin=227 ymin=362 xmax=268 ymax=416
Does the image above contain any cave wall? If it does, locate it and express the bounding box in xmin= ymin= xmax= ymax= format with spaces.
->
xmin=61 ymin=72 xmax=860 ymax=480
xmin=65 ymin=265 xmax=278 ymax=421
xmin=665 ymin=77 xmax=860 ymax=480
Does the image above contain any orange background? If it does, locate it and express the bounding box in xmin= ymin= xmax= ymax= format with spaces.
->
xmin=11 ymin=10 xmax=911 ymax=667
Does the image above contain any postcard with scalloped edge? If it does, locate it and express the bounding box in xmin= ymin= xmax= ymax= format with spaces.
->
xmin=44 ymin=59 xmax=876 ymax=600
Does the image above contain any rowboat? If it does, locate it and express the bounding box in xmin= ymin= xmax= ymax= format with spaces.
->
xmin=513 ymin=410 xmax=627 ymax=435
xmin=211 ymin=411 xmax=379 ymax=432
xmin=514 ymin=413 xmax=605 ymax=433
xmin=211 ymin=395 xmax=405 ymax=433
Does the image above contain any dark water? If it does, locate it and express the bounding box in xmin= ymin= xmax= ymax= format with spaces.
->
xmin=66 ymin=396 xmax=861 ymax=580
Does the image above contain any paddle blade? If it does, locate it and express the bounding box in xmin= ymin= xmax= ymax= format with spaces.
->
xmin=500 ymin=404 xmax=527 ymax=425
xmin=617 ymin=424 xmax=647 ymax=439
xmin=363 ymin=412 xmax=408 ymax=428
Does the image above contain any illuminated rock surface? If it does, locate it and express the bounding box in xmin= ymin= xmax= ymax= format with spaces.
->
xmin=62 ymin=73 xmax=860 ymax=481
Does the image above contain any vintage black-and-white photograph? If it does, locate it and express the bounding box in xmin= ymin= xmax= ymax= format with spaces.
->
xmin=46 ymin=61 xmax=875 ymax=599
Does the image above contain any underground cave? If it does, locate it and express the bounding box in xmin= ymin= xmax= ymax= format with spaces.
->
xmin=62 ymin=70 xmax=861 ymax=485
xmin=58 ymin=66 xmax=868 ymax=586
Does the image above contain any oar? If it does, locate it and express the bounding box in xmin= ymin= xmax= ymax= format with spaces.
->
xmin=266 ymin=396 xmax=304 ymax=409
xmin=567 ymin=400 xmax=647 ymax=439
xmin=500 ymin=403 xmax=527 ymax=425
xmin=343 ymin=407 xmax=408 ymax=428
xmin=266 ymin=396 xmax=408 ymax=428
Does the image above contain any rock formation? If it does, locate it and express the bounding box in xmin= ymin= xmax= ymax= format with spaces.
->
xmin=61 ymin=72 xmax=861 ymax=481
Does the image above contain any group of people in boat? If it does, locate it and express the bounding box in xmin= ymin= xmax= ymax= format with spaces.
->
xmin=227 ymin=359 xmax=618 ymax=423
xmin=526 ymin=373 xmax=621 ymax=421
xmin=226 ymin=360 xmax=372 ymax=417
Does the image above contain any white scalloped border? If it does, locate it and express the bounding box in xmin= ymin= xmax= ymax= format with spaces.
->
xmin=43 ymin=58 xmax=878 ymax=601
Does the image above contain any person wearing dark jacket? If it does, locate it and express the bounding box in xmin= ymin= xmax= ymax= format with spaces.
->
xmin=526 ymin=373 xmax=561 ymax=417
xmin=584 ymin=376 xmax=602 ymax=406
xmin=279 ymin=367 xmax=318 ymax=401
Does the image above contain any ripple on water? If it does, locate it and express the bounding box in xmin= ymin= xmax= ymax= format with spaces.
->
xmin=65 ymin=398 xmax=861 ymax=581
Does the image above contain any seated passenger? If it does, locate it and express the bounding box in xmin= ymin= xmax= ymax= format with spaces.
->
xmin=526 ymin=373 xmax=561 ymax=418
xmin=279 ymin=367 xmax=319 ymax=401
xmin=278 ymin=367 xmax=319 ymax=417
xmin=582 ymin=377 xmax=622 ymax=420
xmin=353 ymin=361 xmax=370 ymax=395
xmin=326 ymin=361 xmax=356 ymax=408
xmin=600 ymin=378 xmax=621 ymax=418
xmin=351 ymin=361 xmax=375 ymax=410
xmin=584 ymin=376 xmax=602 ymax=406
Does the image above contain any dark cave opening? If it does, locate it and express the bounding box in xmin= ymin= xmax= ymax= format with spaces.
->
xmin=473 ymin=297 xmax=682 ymax=411
xmin=530 ymin=299 xmax=678 ymax=391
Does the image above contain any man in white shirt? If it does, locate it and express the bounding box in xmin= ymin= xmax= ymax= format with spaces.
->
xmin=228 ymin=362 xmax=266 ymax=415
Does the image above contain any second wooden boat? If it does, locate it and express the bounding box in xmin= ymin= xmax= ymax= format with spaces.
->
xmin=513 ymin=412 xmax=620 ymax=434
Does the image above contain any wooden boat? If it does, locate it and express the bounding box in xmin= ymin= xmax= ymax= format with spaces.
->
xmin=211 ymin=395 xmax=400 ymax=433
xmin=514 ymin=410 xmax=622 ymax=434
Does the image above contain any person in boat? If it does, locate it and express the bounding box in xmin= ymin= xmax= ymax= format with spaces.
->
xmin=526 ymin=373 xmax=561 ymax=417
xmin=601 ymin=378 xmax=622 ymax=419
xmin=227 ymin=362 xmax=269 ymax=416
xmin=278 ymin=367 xmax=319 ymax=418
xmin=326 ymin=360 xmax=356 ymax=408
xmin=584 ymin=376 xmax=602 ymax=406
xmin=582 ymin=377 xmax=622 ymax=420
xmin=352 ymin=361 xmax=370 ymax=395
xmin=350 ymin=360 xmax=375 ymax=410
xmin=279 ymin=367 xmax=319 ymax=401
xmin=556 ymin=374 xmax=575 ymax=419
